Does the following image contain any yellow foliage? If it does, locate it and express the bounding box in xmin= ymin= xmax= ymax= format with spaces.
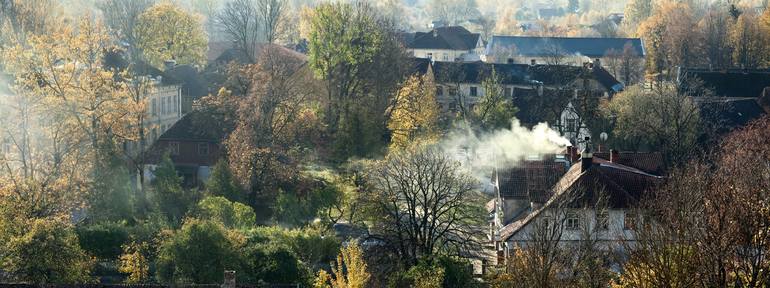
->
xmin=135 ymin=2 xmax=208 ymax=68
xmin=1 ymin=17 xmax=138 ymax=215
xmin=314 ymin=241 xmax=370 ymax=288
xmin=387 ymin=74 xmax=440 ymax=151
xmin=118 ymin=241 xmax=151 ymax=284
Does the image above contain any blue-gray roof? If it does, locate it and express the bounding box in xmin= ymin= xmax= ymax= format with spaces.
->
xmin=485 ymin=36 xmax=645 ymax=58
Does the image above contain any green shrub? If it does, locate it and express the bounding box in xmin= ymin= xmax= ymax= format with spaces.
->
xmin=155 ymin=219 xmax=239 ymax=284
xmin=77 ymin=222 xmax=130 ymax=260
xmin=4 ymin=218 xmax=94 ymax=284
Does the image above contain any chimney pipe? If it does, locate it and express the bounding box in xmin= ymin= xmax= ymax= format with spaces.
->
xmin=610 ymin=149 xmax=619 ymax=163
xmin=581 ymin=137 xmax=593 ymax=172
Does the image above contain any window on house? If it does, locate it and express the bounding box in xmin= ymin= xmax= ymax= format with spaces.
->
xmin=566 ymin=118 xmax=577 ymax=132
xmin=597 ymin=211 xmax=609 ymax=230
xmin=442 ymin=53 xmax=449 ymax=61
xmin=2 ymin=138 xmax=11 ymax=154
xmin=151 ymin=98 xmax=157 ymax=116
xmin=198 ymin=142 xmax=209 ymax=156
xmin=541 ymin=216 xmax=553 ymax=229
xmin=174 ymin=94 xmax=179 ymax=113
xmin=470 ymin=86 xmax=478 ymax=97
xmin=505 ymin=87 xmax=512 ymax=97
xmin=566 ymin=212 xmax=580 ymax=230
xmin=168 ymin=141 xmax=179 ymax=155
xmin=436 ymin=86 xmax=444 ymax=96
xmin=449 ymin=87 xmax=458 ymax=96
xmin=427 ymin=52 xmax=433 ymax=59
xmin=449 ymin=101 xmax=457 ymax=111
xmin=624 ymin=212 xmax=637 ymax=230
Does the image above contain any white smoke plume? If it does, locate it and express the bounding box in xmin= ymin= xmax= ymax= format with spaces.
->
xmin=442 ymin=119 xmax=571 ymax=176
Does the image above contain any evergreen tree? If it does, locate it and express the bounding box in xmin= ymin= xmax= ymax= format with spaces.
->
xmin=205 ymin=159 xmax=242 ymax=203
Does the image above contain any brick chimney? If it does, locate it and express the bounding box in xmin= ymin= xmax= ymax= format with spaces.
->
xmin=581 ymin=137 xmax=593 ymax=172
xmin=566 ymin=146 xmax=576 ymax=162
xmin=610 ymin=149 xmax=619 ymax=163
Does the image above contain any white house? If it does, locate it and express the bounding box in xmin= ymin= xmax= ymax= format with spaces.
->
xmin=405 ymin=26 xmax=485 ymax=62
xmin=492 ymin=149 xmax=664 ymax=264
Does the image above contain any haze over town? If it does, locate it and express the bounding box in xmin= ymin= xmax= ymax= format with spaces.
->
xmin=1 ymin=0 xmax=769 ymax=287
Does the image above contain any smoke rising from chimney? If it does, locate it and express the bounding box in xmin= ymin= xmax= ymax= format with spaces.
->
xmin=442 ymin=118 xmax=571 ymax=174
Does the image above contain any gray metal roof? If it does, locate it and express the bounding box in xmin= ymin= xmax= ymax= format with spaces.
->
xmin=485 ymin=36 xmax=645 ymax=58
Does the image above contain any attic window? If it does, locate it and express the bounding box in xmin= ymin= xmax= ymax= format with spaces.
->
xmin=470 ymin=86 xmax=478 ymax=97
xmin=566 ymin=212 xmax=580 ymax=230
xmin=624 ymin=212 xmax=637 ymax=230
xmin=596 ymin=211 xmax=609 ymax=230
xmin=168 ymin=141 xmax=180 ymax=156
xmin=198 ymin=142 xmax=209 ymax=156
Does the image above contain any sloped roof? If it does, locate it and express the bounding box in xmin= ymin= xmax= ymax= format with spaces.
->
xmin=156 ymin=112 xmax=219 ymax=142
xmin=697 ymin=97 xmax=767 ymax=132
xmin=207 ymin=41 xmax=307 ymax=64
xmin=592 ymin=151 xmax=665 ymax=175
xmin=408 ymin=26 xmax=480 ymax=51
xmin=431 ymin=61 xmax=621 ymax=92
xmin=678 ymin=68 xmax=770 ymax=98
xmin=498 ymin=156 xmax=569 ymax=203
xmin=485 ymin=36 xmax=644 ymax=58
xmin=500 ymin=157 xmax=663 ymax=241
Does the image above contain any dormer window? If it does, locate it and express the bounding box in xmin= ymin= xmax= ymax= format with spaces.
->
xmin=597 ymin=211 xmax=609 ymax=230
xmin=470 ymin=86 xmax=478 ymax=97
xmin=624 ymin=212 xmax=637 ymax=230
xmin=168 ymin=141 xmax=179 ymax=156
xmin=198 ymin=142 xmax=209 ymax=156
xmin=566 ymin=212 xmax=580 ymax=230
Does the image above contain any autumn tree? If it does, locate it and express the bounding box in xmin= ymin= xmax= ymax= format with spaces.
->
xmin=624 ymin=0 xmax=653 ymax=28
xmin=618 ymin=116 xmax=770 ymax=287
xmin=604 ymin=42 xmax=643 ymax=85
xmin=134 ymin=2 xmax=208 ymax=67
xmin=637 ymin=1 xmax=703 ymax=76
xmin=224 ymin=47 xmax=320 ymax=219
xmin=314 ymin=241 xmax=370 ymax=288
xmin=2 ymin=17 xmax=139 ymax=223
xmin=365 ymin=145 xmax=485 ymax=266
xmin=0 ymin=0 xmax=60 ymax=43
xmin=387 ymin=74 xmax=440 ymax=150
xmin=731 ymin=11 xmax=768 ymax=69
xmin=699 ymin=3 xmax=733 ymax=70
